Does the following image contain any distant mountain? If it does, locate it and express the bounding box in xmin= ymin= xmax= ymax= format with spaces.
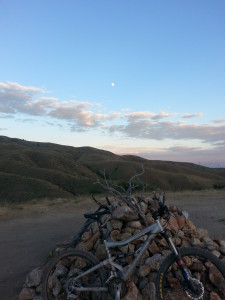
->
xmin=0 ymin=136 xmax=225 ymax=203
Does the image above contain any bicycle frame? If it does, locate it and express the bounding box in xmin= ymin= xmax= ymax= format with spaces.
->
xmin=72 ymin=219 xmax=178 ymax=292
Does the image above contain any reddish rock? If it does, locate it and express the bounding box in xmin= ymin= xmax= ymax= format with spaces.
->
xmin=191 ymin=237 xmax=203 ymax=248
xmin=138 ymin=265 xmax=150 ymax=277
xmin=110 ymin=219 xmax=123 ymax=230
xmin=123 ymin=281 xmax=142 ymax=300
xmin=112 ymin=206 xmax=139 ymax=221
xmin=186 ymin=219 xmax=196 ymax=233
xmin=117 ymin=232 xmax=132 ymax=241
xmin=176 ymin=215 xmax=185 ymax=229
xmin=25 ymin=267 xmax=42 ymax=288
xmin=81 ymin=230 xmax=92 ymax=242
xmin=203 ymin=237 xmax=219 ymax=251
xmin=127 ymin=220 xmax=142 ymax=229
xmin=148 ymin=240 xmax=160 ymax=255
xmin=110 ymin=229 xmax=120 ymax=241
xmin=210 ymin=292 xmax=221 ymax=300
xmin=169 ymin=205 xmax=178 ymax=212
xmin=19 ymin=288 xmax=36 ymax=300
xmin=209 ymin=265 xmax=225 ymax=296
xmin=139 ymin=201 xmax=148 ymax=214
xmin=146 ymin=212 xmax=155 ymax=225
xmin=167 ymin=216 xmax=179 ymax=232
xmin=196 ymin=228 xmax=209 ymax=239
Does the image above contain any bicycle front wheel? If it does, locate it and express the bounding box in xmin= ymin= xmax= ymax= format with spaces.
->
xmin=156 ymin=247 xmax=225 ymax=300
xmin=42 ymin=249 xmax=107 ymax=300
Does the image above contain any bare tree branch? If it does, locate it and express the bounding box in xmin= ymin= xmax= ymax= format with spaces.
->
xmin=126 ymin=164 xmax=145 ymax=197
xmin=94 ymin=164 xmax=147 ymax=226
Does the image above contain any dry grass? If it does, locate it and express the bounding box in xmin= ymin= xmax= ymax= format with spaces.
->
xmin=1 ymin=136 xmax=225 ymax=203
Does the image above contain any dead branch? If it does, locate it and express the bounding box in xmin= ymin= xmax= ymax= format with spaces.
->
xmin=126 ymin=164 xmax=145 ymax=197
xmin=94 ymin=165 xmax=147 ymax=226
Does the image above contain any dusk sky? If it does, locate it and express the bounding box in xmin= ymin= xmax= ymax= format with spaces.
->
xmin=0 ymin=1 xmax=225 ymax=167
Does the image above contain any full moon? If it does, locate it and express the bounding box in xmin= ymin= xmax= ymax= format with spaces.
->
xmin=111 ymin=82 xmax=115 ymax=87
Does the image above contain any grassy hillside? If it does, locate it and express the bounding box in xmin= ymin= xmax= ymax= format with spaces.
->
xmin=0 ymin=136 xmax=225 ymax=203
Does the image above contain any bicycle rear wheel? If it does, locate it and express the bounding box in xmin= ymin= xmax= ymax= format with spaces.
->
xmin=156 ymin=247 xmax=225 ymax=300
xmin=42 ymin=249 xmax=107 ymax=300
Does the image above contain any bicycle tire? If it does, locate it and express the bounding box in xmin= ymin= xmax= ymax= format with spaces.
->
xmin=156 ymin=247 xmax=225 ymax=300
xmin=42 ymin=249 xmax=107 ymax=300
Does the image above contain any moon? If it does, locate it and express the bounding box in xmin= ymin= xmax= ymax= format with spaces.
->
xmin=111 ymin=82 xmax=115 ymax=87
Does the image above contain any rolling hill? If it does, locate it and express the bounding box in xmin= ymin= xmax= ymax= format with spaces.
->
xmin=0 ymin=136 xmax=225 ymax=203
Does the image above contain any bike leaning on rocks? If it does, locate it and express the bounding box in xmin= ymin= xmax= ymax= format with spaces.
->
xmin=42 ymin=192 xmax=225 ymax=300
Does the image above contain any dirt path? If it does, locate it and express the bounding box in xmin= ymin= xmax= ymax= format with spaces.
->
xmin=0 ymin=198 xmax=96 ymax=300
xmin=0 ymin=191 xmax=224 ymax=300
xmin=167 ymin=190 xmax=225 ymax=240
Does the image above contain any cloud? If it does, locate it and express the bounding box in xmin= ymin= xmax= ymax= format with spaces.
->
xmin=1 ymin=81 xmax=224 ymax=148
xmin=0 ymin=114 xmax=14 ymax=119
xmin=124 ymin=111 xmax=175 ymax=121
xmin=0 ymin=82 xmax=43 ymax=94
xmin=109 ymin=119 xmax=225 ymax=144
xmin=213 ymin=119 xmax=225 ymax=124
xmin=49 ymin=101 xmax=120 ymax=128
xmin=182 ymin=112 xmax=203 ymax=119
xmin=0 ymin=81 xmax=45 ymax=115
xmin=0 ymin=81 xmax=120 ymax=130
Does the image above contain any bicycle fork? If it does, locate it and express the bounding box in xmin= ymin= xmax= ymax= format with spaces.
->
xmin=161 ymin=231 xmax=202 ymax=294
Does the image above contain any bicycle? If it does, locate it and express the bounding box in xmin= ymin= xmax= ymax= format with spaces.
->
xmin=42 ymin=195 xmax=225 ymax=300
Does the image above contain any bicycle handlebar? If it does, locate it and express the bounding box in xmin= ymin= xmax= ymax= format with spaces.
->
xmin=84 ymin=196 xmax=112 ymax=221
xmin=151 ymin=202 xmax=169 ymax=220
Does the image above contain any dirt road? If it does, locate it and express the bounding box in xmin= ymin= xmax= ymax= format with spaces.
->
xmin=0 ymin=191 xmax=224 ymax=300
xmin=168 ymin=190 xmax=225 ymax=240
xmin=0 ymin=199 xmax=94 ymax=300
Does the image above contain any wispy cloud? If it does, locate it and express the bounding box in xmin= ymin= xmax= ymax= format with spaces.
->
xmin=124 ymin=111 xmax=175 ymax=121
xmin=213 ymin=119 xmax=225 ymax=124
xmin=0 ymin=82 xmax=43 ymax=94
xmin=182 ymin=112 xmax=203 ymax=119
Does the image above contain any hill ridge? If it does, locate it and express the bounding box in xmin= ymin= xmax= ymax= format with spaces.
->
xmin=0 ymin=136 xmax=225 ymax=202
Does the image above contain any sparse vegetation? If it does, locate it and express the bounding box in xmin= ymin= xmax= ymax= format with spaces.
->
xmin=218 ymin=218 xmax=225 ymax=224
xmin=213 ymin=183 xmax=225 ymax=189
xmin=0 ymin=136 xmax=225 ymax=203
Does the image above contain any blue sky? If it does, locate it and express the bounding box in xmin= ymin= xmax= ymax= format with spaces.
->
xmin=0 ymin=0 xmax=225 ymax=167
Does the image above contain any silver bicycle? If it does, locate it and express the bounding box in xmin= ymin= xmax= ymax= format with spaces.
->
xmin=42 ymin=198 xmax=225 ymax=300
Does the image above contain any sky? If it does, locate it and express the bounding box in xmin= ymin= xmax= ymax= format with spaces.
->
xmin=0 ymin=0 xmax=225 ymax=167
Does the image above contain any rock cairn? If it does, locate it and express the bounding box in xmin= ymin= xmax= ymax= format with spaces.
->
xmin=19 ymin=196 xmax=225 ymax=300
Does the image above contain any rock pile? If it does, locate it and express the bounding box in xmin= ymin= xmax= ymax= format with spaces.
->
xmin=19 ymin=196 xmax=225 ymax=300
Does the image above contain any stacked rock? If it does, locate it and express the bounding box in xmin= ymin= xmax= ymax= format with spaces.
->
xmin=19 ymin=196 xmax=225 ymax=300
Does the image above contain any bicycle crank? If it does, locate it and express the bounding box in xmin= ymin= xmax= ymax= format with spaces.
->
xmin=108 ymin=277 xmax=127 ymax=298
xmin=65 ymin=277 xmax=81 ymax=299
